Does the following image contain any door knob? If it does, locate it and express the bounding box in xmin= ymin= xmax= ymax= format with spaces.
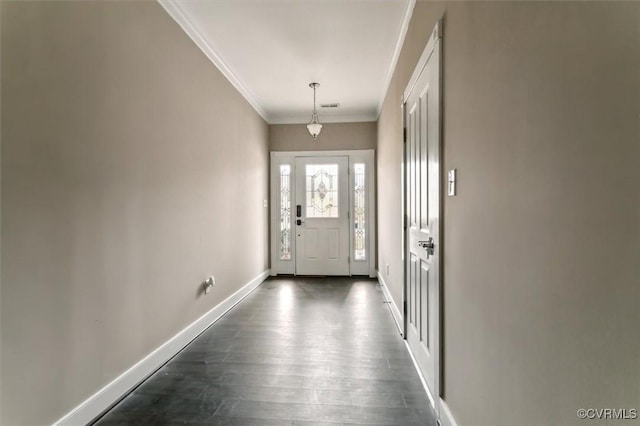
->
xmin=418 ymin=238 xmax=435 ymax=255
xmin=296 ymin=219 xmax=304 ymax=226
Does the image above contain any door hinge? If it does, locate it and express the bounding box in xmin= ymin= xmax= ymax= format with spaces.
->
xmin=403 ymin=300 xmax=407 ymax=315
xmin=347 ymin=255 xmax=350 ymax=263
xmin=403 ymin=127 xmax=407 ymax=143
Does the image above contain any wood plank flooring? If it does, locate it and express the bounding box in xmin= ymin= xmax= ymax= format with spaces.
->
xmin=93 ymin=277 xmax=437 ymax=425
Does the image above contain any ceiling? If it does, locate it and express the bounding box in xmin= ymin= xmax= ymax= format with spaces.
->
xmin=159 ymin=0 xmax=414 ymax=124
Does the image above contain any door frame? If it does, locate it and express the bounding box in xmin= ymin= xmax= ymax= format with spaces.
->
xmin=270 ymin=149 xmax=376 ymax=277
xmin=402 ymin=20 xmax=443 ymax=415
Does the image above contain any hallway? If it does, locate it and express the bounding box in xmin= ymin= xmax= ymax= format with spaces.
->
xmin=93 ymin=278 xmax=437 ymax=425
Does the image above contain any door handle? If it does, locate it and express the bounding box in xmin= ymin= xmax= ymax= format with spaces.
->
xmin=296 ymin=219 xmax=305 ymax=226
xmin=418 ymin=238 xmax=435 ymax=255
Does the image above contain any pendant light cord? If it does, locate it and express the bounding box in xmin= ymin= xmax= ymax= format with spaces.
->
xmin=313 ymin=85 xmax=317 ymax=115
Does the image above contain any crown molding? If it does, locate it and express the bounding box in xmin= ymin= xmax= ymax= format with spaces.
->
xmin=158 ymin=0 xmax=270 ymax=122
xmin=269 ymin=113 xmax=377 ymax=125
xmin=376 ymin=0 xmax=416 ymax=118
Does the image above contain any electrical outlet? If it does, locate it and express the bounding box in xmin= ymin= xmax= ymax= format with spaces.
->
xmin=204 ymin=276 xmax=215 ymax=294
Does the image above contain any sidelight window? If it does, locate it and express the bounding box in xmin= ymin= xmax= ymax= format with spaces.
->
xmin=354 ymin=163 xmax=366 ymax=260
xmin=279 ymin=164 xmax=291 ymax=260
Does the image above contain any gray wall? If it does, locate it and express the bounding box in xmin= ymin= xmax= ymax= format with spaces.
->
xmin=377 ymin=1 xmax=640 ymax=425
xmin=1 ymin=2 xmax=269 ymax=425
xmin=270 ymin=122 xmax=376 ymax=151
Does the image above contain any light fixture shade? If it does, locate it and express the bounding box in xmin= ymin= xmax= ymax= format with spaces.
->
xmin=307 ymin=122 xmax=322 ymax=139
xmin=307 ymin=82 xmax=322 ymax=140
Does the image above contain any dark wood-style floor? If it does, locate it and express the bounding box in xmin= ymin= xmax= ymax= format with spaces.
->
xmin=93 ymin=277 xmax=437 ymax=425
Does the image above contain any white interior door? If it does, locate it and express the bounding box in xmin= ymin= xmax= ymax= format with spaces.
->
xmin=295 ymin=156 xmax=349 ymax=275
xmin=404 ymin=25 xmax=441 ymax=409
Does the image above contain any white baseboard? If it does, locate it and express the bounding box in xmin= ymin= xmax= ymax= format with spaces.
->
xmin=53 ymin=269 xmax=270 ymax=426
xmin=404 ymin=340 xmax=437 ymax=411
xmin=403 ymin=330 xmax=459 ymax=426
xmin=439 ymin=397 xmax=459 ymax=426
xmin=403 ymin=331 xmax=459 ymax=426
xmin=377 ymin=270 xmax=404 ymax=336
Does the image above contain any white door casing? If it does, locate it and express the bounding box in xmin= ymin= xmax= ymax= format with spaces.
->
xmin=404 ymin=21 xmax=442 ymax=413
xmin=295 ymin=156 xmax=349 ymax=275
xmin=270 ymin=150 xmax=375 ymax=277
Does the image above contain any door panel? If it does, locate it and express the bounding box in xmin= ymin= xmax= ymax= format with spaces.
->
xmin=405 ymin=36 xmax=441 ymax=405
xmin=410 ymin=253 xmax=418 ymax=327
xmin=420 ymin=259 xmax=430 ymax=350
xmin=327 ymin=229 xmax=339 ymax=259
xmin=305 ymin=229 xmax=319 ymax=259
xmin=295 ymin=156 xmax=349 ymax=275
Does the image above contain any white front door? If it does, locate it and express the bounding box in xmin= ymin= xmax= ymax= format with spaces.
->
xmin=295 ymin=156 xmax=349 ymax=275
xmin=270 ymin=150 xmax=375 ymax=277
xmin=404 ymin=23 xmax=441 ymax=409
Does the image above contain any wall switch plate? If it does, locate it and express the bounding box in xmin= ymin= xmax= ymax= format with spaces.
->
xmin=448 ymin=169 xmax=456 ymax=196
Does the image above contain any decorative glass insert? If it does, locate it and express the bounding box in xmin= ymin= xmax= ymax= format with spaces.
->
xmin=354 ymin=163 xmax=366 ymax=260
xmin=279 ymin=165 xmax=291 ymax=260
xmin=306 ymin=164 xmax=339 ymax=218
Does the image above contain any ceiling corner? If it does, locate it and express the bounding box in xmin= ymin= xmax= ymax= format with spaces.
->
xmin=157 ymin=0 xmax=270 ymax=123
xmin=375 ymin=0 xmax=416 ymax=118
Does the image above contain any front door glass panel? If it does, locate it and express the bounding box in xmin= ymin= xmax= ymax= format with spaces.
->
xmin=305 ymin=164 xmax=339 ymax=218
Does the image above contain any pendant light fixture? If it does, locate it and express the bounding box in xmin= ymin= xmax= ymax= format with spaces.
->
xmin=307 ymin=82 xmax=322 ymax=139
